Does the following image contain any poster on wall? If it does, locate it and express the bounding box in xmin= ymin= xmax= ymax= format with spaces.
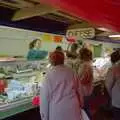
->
xmin=93 ymin=44 xmax=102 ymax=58
xmin=53 ymin=35 xmax=63 ymax=43
xmin=41 ymin=33 xmax=53 ymax=42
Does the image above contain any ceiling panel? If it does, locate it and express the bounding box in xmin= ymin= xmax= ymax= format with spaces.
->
xmin=0 ymin=6 xmax=68 ymax=34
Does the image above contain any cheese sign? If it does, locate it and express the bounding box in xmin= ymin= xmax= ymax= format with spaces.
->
xmin=66 ymin=28 xmax=95 ymax=39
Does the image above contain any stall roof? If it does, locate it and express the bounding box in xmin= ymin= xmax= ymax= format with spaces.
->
xmin=0 ymin=0 xmax=86 ymax=34
xmin=0 ymin=0 xmax=120 ymax=43
xmin=0 ymin=6 xmax=68 ymax=34
xmin=41 ymin=0 xmax=120 ymax=33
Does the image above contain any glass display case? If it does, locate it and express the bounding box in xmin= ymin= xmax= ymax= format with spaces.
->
xmin=92 ymin=57 xmax=111 ymax=84
xmin=0 ymin=60 xmax=48 ymax=119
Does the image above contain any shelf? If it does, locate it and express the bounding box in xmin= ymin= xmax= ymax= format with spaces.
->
xmin=0 ymin=97 xmax=35 ymax=119
xmin=13 ymin=71 xmax=38 ymax=79
xmin=0 ymin=59 xmax=48 ymax=67
xmin=0 ymin=59 xmax=48 ymax=119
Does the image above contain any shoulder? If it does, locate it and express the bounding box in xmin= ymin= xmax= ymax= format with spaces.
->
xmin=28 ymin=49 xmax=38 ymax=54
xmin=106 ymin=66 xmax=115 ymax=78
xmin=64 ymin=65 xmax=74 ymax=72
xmin=27 ymin=49 xmax=35 ymax=58
xmin=27 ymin=49 xmax=33 ymax=54
xmin=39 ymin=50 xmax=48 ymax=53
xmin=112 ymin=63 xmax=120 ymax=75
xmin=84 ymin=61 xmax=92 ymax=69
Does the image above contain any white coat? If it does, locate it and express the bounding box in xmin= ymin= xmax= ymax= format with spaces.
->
xmin=106 ymin=61 xmax=120 ymax=108
xmin=40 ymin=65 xmax=84 ymax=120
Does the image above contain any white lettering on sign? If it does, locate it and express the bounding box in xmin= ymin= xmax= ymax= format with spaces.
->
xmin=66 ymin=28 xmax=95 ymax=39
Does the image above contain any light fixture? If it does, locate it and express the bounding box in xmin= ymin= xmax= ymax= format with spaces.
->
xmin=97 ymin=27 xmax=110 ymax=32
xmin=109 ymin=35 xmax=120 ymax=38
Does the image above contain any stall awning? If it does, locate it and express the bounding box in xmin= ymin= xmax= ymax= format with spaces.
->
xmin=41 ymin=0 xmax=120 ymax=32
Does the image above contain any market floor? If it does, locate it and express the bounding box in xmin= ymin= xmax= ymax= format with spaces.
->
xmin=90 ymin=95 xmax=113 ymax=120
xmin=3 ymin=107 xmax=112 ymax=120
xmin=3 ymin=108 xmax=41 ymax=120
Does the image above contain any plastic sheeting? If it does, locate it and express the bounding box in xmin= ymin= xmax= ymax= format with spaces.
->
xmin=41 ymin=0 xmax=120 ymax=32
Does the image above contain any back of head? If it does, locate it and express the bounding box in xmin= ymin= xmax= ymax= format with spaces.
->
xmin=56 ymin=46 xmax=62 ymax=52
xmin=29 ymin=39 xmax=41 ymax=49
xmin=49 ymin=51 xmax=65 ymax=66
xmin=79 ymin=48 xmax=93 ymax=61
xmin=71 ymin=43 xmax=78 ymax=51
xmin=111 ymin=50 xmax=120 ymax=64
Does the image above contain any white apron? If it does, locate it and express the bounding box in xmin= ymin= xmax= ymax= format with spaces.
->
xmin=40 ymin=65 xmax=84 ymax=120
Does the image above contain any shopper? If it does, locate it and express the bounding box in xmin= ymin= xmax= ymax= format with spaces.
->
xmin=27 ymin=39 xmax=48 ymax=60
xmin=55 ymin=46 xmax=63 ymax=52
xmin=65 ymin=43 xmax=79 ymax=72
xmin=66 ymin=43 xmax=79 ymax=59
xmin=105 ymin=50 xmax=120 ymax=120
xmin=77 ymin=48 xmax=93 ymax=119
xmin=40 ymin=51 xmax=84 ymax=120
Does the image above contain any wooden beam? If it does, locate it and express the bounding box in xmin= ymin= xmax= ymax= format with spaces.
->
xmin=24 ymin=0 xmax=40 ymax=3
xmin=12 ymin=4 xmax=57 ymax=21
xmin=17 ymin=0 xmax=35 ymax=8
xmin=0 ymin=1 xmax=23 ymax=9
xmin=54 ymin=11 xmax=81 ymax=22
xmin=68 ymin=22 xmax=92 ymax=29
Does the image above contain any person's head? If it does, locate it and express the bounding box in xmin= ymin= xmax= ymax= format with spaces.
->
xmin=79 ymin=48 xmax=93 ymax=61
xmin=71 ymin=43 xmax=78 ymax=52
xmin=49 ymin=51 xmax=64 ymax=66
xmin=110 ymin=51 xmax=120 ymax=64
xmin=55 ymin=46 xmax=63 ymax=52
xmin=29 ymin=39 xmax=41 ymax=49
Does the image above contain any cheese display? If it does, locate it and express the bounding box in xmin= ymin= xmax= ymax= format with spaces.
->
xmin=93 ymin=57 xmax=112 ymax=82
xmin=0 ymin=60 xmax=48 ymax=114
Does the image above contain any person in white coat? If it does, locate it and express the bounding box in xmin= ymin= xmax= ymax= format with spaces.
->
xmin=40 ymin=51 xmax=84 ymax=120
xmin=76 ymin=48 xmax=93 ymax=120
xmin=106 ymin=50 xmax=120 ymax=120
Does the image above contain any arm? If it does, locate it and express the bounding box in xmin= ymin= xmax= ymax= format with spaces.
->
xmin=27 ymin=50 xmax=32 ymax=60
xmin=77 ymin=79 xmax=84 ymax=107
xmin=27 ymin=50 xmax=38 ymax=60
xmin=79 ymin=64 xmax=93 ymax=85
xmin=40 ymin=76 xmax=50 ymax=120
xmin=38 ymin=51 xmax=48 ymax=59
xmin=74 ymin=74 xmax=84 ymax=107
xmin=105 ymin=68 xmax=114 ymax=96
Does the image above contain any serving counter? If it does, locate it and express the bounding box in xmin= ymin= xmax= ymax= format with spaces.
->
xmin=0 ymin=57 xmax=110 ymax=119
xmin=0 ymin=60 xmax=48 ymax=120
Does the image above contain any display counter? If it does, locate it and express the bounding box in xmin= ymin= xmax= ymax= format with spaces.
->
xmin=0 ymin=97 xmax=34 ymax=119
xmin=0 ymin=57 xmax=111 ymax=119
xmin=0 ymin=60 xmax=48 ymax=119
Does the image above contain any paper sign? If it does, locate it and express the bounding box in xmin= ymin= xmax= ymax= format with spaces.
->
xmin=41 ymin=33 xmax=53 ymax=42
xmin=54 ymin=36 xmax=63 ymax=43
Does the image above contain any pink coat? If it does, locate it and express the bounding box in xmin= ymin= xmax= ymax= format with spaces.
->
xmin=40 ymin=65 xmax=83 ymax=120
xmin=78 ymin=61 xmax=93 ymax=96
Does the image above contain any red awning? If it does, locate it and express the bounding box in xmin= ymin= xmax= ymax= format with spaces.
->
xmin=41 ymin=0 xmax=120 ymax=32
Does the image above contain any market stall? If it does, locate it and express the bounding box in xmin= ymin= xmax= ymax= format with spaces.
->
xmin=0 ymin=26 xmax=66 ymax=120
xmin=0 ymin=60 xmax=48 ymax=119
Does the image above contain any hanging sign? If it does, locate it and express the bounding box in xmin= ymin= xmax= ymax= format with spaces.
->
xmin=66 ymin=28 xmax=95 ymax=39
xmin=54 ymin=35 xmax=63 ymax=43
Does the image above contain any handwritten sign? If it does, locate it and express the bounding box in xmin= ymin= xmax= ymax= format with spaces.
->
xmin=41 ymin=33 xmax=53 ymax=42
xmin=66 ymin=28 xmax=95 ymax=39
xmin=53 ymin=35 xmax=63 ymax=43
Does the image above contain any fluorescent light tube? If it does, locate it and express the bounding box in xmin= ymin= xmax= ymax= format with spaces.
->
xmin=109 ymin=35 xmax=120 ymax=38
